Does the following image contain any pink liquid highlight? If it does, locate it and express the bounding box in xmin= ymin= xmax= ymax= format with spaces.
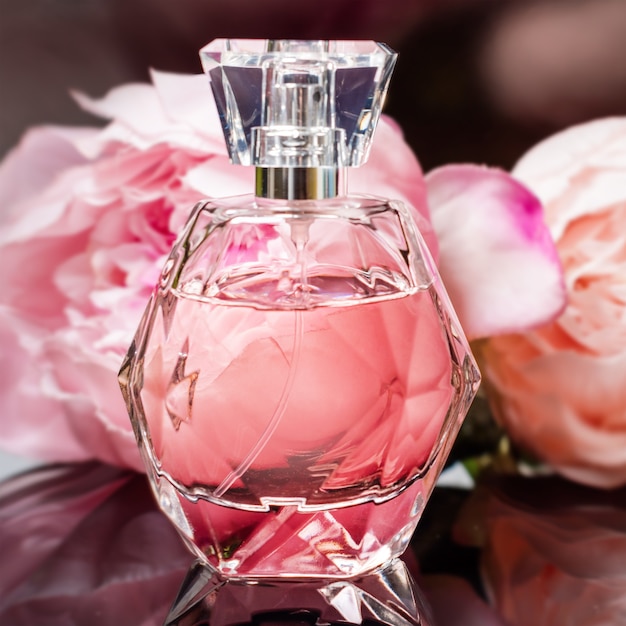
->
xmin=139 ymin=282 xmax=459 ymax=576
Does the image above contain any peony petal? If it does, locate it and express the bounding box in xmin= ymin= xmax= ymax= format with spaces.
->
xmin=150 ymin=70 xmax=225 ymax=151
xmin=183 ymin=156 xmax=252 ymax=198
xmin=73 ymin=83 xmax=171 ymax=135
xmin=481 ymin=118 xmax=626 ymax=489
xmin=481 ymin=337 xmax=626 ymax=489
xmin=0 ymin=126 xmax=94 ymax=218
xmin=0 ymin=307 xmax=90 ymax=461
xmin=43 ymin=337 xmax=144 ymax=472
xmin=513 ymin=118 xmax=626 ymax=199
xmin=0 ymin=74 xmax=435 ymax=474
xmin=72 ymin=75 xmax=222 ymax=158
xmin=513 ymin=117 xmax=626 ymax=240
xmin=426 ymin=164 xmax=566 ymax=340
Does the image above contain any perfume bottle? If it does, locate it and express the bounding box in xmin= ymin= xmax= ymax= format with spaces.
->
xmin=119 ymin=39 xmax=480 ymax=579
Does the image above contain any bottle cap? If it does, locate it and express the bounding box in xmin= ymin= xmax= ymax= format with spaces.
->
xmin=200 ymin=39 xmax=397 ymax=169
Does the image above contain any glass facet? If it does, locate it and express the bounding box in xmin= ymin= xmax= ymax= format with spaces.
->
xmin=165 ymin=558 xmax=434 ymax=625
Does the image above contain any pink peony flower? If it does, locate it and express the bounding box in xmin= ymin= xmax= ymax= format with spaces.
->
xmin=0 ymin=71 xmax=564 ymax=470
xmin=455 ymin=476 xmax=626 ymax=626
xmin=481 ymin=117 xmax=626 ymax=489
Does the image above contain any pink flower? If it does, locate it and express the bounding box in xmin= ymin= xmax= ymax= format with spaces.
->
xmin=426 ymin=164 xmax=565 ymax=339
xmin=481 ymin=118 xmax=626 ymax=488
xmin=0 ymin=71 xmax=563 ymax=470
xmin=455 ymin=476 xmax=626 ymax=626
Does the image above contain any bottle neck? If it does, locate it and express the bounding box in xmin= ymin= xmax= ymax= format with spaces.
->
xmin=255 ymin=167 xmax=346 ymax=200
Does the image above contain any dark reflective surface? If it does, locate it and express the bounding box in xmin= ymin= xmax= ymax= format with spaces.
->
xmin=0 ymin=464 xmax=190 ymax=626
xmin=165 ymin=559 xmax=433 ymax=626
xmin=0 ymin=462 xmax=624 ymax=625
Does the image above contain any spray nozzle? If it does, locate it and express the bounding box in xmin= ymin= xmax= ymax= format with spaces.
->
xmin=251 ymin=57 xmax=343 ymax=168
xmin=266 ymin=60 xmax=331 ymax=128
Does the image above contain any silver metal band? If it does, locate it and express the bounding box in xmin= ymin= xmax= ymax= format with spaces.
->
xmin=255 ymin=167 xmax=342 ymax=200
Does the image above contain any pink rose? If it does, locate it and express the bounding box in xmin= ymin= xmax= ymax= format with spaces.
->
xmin=481 ymin=118 xmax=626 ymax=488
xmin=0 ymin=71 xmax=564 ymax=470
xmin=456 ymin=477 xmax=626 ymax=626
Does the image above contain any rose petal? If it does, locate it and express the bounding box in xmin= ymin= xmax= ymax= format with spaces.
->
xmin=426 ymin=164 xmax=566 ymax=340
xmin=0 ymin=126 xmax=93 ymax=216
xmin=513 ymin=117 xmax=626 ymax=240
xmin=150 ymin=70 xmax=225 ymax=151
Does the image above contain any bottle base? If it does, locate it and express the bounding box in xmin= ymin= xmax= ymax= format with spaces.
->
xmin=153 ymin=471 xmax=427 ymax=580
xmin=164 ymin=557 xmax=434 ymax=625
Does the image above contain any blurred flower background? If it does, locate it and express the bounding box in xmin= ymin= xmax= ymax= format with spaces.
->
xmin=1 ymin=0 xmax=626 ymax=625
xmin=2 ymin=0 xmax=625 ymax=164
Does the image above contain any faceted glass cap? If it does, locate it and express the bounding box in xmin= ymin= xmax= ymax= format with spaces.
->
xmin=200 ymin=39 xmax=397 ymax=168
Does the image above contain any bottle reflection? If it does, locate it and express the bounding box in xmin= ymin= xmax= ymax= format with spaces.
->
xmin=166 ymin=558 xmax=434 ymax=626
xmin=5 ymin=463 xmax=623 ymax=625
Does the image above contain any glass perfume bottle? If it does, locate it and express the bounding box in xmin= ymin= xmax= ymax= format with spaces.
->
xmin=119 ymin=39 xmax=480 ymax=580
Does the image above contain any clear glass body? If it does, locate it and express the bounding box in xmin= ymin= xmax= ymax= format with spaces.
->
xmin=119 ymin=194 xmax=480 ymax=579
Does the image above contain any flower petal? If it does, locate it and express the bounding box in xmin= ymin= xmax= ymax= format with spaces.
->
xmin=457 ymin=476 xmax=626 ymax=624
xmin=0 ymin=73 xmax=435 ymax=472
xmin=426 ymin=164 xmax=566 ymax=340
xmin=0 ymin=126 xmax=94 ymax=217
xmin=72 ymin=82 xmax=170 ymax=135
xmin=150 ymin=70 xmax=224 ymax=149
xmin=513 ymin=117 xmax=626 ymax=240
xmin=71 ymin=72 xmax=224 ymax=157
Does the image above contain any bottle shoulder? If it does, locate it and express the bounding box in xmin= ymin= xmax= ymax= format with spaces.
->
xmin=162 ymin=192 xmax=437 ymax=310
xmin=194 ymin=193 xmax=407 ymax=219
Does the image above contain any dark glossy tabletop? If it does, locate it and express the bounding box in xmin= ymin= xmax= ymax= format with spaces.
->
xmin=1 ymin=450 xmax=624 ymax=625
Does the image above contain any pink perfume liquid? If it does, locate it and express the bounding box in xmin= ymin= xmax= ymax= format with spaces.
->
xmin=137 ymin=275 xmax=465 ymax=577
